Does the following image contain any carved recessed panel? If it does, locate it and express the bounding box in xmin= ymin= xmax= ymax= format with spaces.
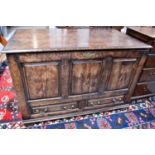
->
xmin=71 ymin=60 xmax=102 ymax=95
xmin=23 ymin=62 xmax=60 ymax=100
xmin=107 ymin=59 xmax=137 ymax=90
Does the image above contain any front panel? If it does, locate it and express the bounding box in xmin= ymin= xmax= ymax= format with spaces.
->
xmin=10 ymin=50 xmax=144 ymax=120
xmin=18 ymin=52 xmax=141 ymax=103
xmin=107 ymin=58 xmax=137 ymax=90
xmin=71 ymin=60 xmax=103 ymax=95
xmin=23 ymin=62 xmax=60 ymax=100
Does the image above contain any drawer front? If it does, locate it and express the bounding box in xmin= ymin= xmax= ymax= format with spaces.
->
xmin=87 ymin=96 xmax=124 ymax=109
xmin=31 ymin=96 xmax=124 ymax=117
xmin=145 ymin=54 xmax=155 ymax=68
xmin=133 ymin=83 xmax=155 ymax=97
xmin=139 ymin=68 xmax=155 ymax=82
xmin=32 ymin=102 xmax=79 ymax=115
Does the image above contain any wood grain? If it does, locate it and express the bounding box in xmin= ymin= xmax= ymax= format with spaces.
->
xmin=3 ymin=28 xmax=151 ymax=122
xmin=2 ymin=28 xmax=151 ymax=54
xmin=7 ymin=54 xmax=31 ymax=118
xmin=127 ymin=26 xmax=155 ymax=99
xmin=23 ymin=62 xmax=59 ymax=99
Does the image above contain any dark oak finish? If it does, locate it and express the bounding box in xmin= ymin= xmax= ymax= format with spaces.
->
xmin=2 ymin=28 xmax=151 ymax=123
xmin=7 ymin=55 xmax=31 ymax=119
xmin=3 ymin=28 xmax=150 ymax=53
xmin=133 ymin=82 xmax=155 ymax=98
xmin=127 ymin=26 xmax=155 ymax=99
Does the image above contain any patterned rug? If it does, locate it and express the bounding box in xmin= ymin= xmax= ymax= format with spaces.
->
xmin=1 ymin=61 xmax=155 ymax=129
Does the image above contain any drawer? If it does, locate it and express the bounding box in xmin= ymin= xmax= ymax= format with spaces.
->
xmin=145 ymin=54 xmax=155 ymax=68
xmin=32 ymin=102 xmax=79 ymax=115
xmin=133 ymin=83 xmax=155 ymax=97
xmin=87 ymin=96 xmax=124 ymax=108
xmin=139 ymin=68 xmax=155 ymax=82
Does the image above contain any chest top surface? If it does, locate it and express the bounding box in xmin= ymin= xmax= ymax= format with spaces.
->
xmin=127 ymin=26 xmax=155 ymax=39
xmin=2 ymin=28 xmax=151 ymax=54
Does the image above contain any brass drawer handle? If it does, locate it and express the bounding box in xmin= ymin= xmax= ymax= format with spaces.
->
xmin=90 ymin=102 xmax=94 ymax=106
xmin=33 ymin=108 xmax=48 ymax=114
xmin=63 ymin=105 xmax=76 ymax=110
xmin=33 ymin=109 xmax=40 ymax=113
xmin=83 ymin=53 xmax=95 ymax=58
xmin=40 ymin=108 xmax=48 ymax=113
xmin=112 ymin=98 xmax=122 ymax=104
xmin=89 ymin=101 xmax=101 ymax=106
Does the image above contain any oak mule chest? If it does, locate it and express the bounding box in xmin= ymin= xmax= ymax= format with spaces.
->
xmin=2 ymin=28 xmax=152 ymax=123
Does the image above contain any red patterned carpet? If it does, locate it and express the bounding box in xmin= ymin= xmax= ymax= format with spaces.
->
xmin=0 ymin=66 xmax=22 ymax=122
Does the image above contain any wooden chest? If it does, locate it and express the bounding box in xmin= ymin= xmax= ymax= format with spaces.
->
xmin=126 ymin=27 xmax=155 ymax=99
xmin=2 ymin=28 xmax=151 ymax=123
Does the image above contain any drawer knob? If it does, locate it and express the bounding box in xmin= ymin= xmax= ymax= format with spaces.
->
xmin=90 ymin=102 xmax=94 ymax=105
xmin=143 ymin=87 xmax=147 ymax=92
xmin=34 ymin=109 xmax=40 ymax=113
xmin=118 ymin=97 xmax=122 ymax=101
xmin=71 ymin=105 xmax=75 ymax=108
xmin=112 ymin=98 xmax=117 ymax=102
xmin=112 ymin=98 xmax=121 ymax=104
xmin=63 ymin=106 xmax=67 ymax=110
xmin=97 ymin=101 xmax=101 ymax=105
xmin=44 ymin=108 xmax=48 ymax=112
